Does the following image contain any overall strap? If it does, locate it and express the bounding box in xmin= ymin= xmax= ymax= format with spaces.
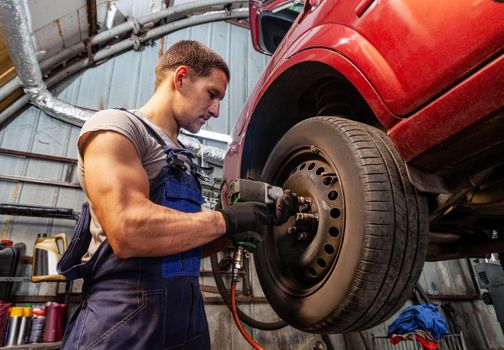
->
xmin=114 ymin=107 xmax=173 ymax=154
xmin=114 ymin=108 xmax=214 ymax=180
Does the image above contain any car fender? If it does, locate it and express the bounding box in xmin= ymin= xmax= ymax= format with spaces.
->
xmin=284 ymin=23 xmax=409 ymax=117
xmin=223 ymin=45 xmax=398 ymax=200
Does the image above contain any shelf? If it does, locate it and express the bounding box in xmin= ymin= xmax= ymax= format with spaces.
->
xmin=0 ymin=341 xmax=61 ymax=349
xmin=0 ymin=277 xmax=65 ymax=283
xmin=13 ymin=295 xmax=81 ymax=304
xmin=0 ymin=277 xmax=32 ymax=282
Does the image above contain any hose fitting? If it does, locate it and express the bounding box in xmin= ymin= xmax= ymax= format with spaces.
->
xmin=230 ymin=241 xmax=264 ymax=350
xmin=232 ymin=245 xmax=244 ymax=282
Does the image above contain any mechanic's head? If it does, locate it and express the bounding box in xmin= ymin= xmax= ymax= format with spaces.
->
xmin=155 ymin=40 xmax=230 ymax=88
xmin=155 ymin=40 xmax=229 ymax=133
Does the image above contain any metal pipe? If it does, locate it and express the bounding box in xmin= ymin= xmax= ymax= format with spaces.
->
xmin=91 ymin=0 xmax=245 ymax=47
xmin=427 ymin=237 xmax=504 ymax=261
xmin=179 ymin=134 xmax=227 ymax=165
xmin=0 ymin=94 xmax=30 ymax=127
xmin=424 ymin=293 xmax=481 ymax=301
xmin=0 ymin=77 xmax=22 ymax=102
xmin=428 ymin=232 xmax=461 ymax=244
xmin=142 ymin=8 xmax=248 ymax=41
xmin=0 ymin=0 xmax=247 ymax=102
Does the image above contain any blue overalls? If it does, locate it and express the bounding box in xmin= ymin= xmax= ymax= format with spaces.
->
xmin=58 ymin=111 xmax=211 ymax=350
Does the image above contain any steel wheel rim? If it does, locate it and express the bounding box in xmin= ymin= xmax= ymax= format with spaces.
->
xmin=262 ymin=146 xmax=346 ymax=297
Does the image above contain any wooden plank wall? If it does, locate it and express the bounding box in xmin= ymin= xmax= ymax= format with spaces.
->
xmin=0 ymin=32 xmax=22 ymax=111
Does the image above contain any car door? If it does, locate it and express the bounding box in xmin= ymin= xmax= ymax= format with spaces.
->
xmin=249 ymin=0 xmax=304 ymax=54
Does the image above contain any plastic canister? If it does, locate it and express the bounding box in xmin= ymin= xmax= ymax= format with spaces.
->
xmin=43 ymin=303 xmax=67 ymax=342
xmin=5 ymin=306 xmax=23 ymax=346
xmin=0 ymin=244 xmax=16 ymax=301
xmin=0 ymin=242 xmax=26 ymax=300
xmin=32 ymin=233 xmax=67 ymax=282
xmin=0 ymin=301 xmax=12 ymax=346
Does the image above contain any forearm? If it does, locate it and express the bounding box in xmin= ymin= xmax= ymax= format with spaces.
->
xmin=103 ymin=198 xmax=226 ymax=258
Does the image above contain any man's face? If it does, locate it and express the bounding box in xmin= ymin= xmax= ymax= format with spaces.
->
xmin=174 ymin=68 xmax=228 ymax=134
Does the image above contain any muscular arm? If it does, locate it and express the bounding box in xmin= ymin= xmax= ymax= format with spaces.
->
xmin=81 ymin=130 xmax=227 ymax=259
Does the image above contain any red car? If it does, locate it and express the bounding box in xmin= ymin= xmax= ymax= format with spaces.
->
xmin=222 ymin=0 xmax=504 ymax=333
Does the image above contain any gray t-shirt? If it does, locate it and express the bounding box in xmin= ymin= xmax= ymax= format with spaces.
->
xmin=77 ymin=108 xmax=185 ymax=260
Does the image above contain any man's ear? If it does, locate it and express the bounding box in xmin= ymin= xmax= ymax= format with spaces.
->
xmin=173 ymin=66 xmax=189 ymax=92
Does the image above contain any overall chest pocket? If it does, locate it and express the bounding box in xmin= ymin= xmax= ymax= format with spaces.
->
xmin=162 ymin=176 xmax=204 ymax=213
xmin=161 ymin=176 xmax=204 ymax=278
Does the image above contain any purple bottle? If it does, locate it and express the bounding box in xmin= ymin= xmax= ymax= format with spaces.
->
xmin=43 ymin=303 xmax=67 ymax=342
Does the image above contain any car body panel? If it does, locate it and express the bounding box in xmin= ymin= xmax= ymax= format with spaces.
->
xmin=221 ymin=0 xmax=504 ymax=328
xmin=223 ymin=0 xmax=504 ymax=198
xmin=223 ymin=47 xmax=398 ymax=203
xmin=348 ymin=0 xmax=504 ymax=115
xmin=389 ymin=53 xmax=504 ymax=162
xmin=255 ymin=0 xmax=504 ymax=116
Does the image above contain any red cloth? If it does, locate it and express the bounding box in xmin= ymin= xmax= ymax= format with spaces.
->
xmin=389 ymin=334 xmax=439 ymax=350
xmin=415 ymin=335 xmax=439 ymax=350
xmin=390 ymin=335 xmax=402 ymax=345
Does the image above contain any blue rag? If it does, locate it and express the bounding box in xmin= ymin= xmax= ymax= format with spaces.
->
xmin=387 ymin=304 xmax=449 ymax=341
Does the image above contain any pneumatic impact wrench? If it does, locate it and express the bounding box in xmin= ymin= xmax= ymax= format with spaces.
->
xmin=225 ymin=179 xmax=318 ymax=349
xmin=227 ymin=178 xmax=318 ymax=275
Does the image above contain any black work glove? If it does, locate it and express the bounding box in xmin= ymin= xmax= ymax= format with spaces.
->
xmin=273 ymin=190 xmax=299 ymax=225
xmin=229 ymin=231 xmax=264 ymax=243
xmin=219 ymin=202 xmax=273 ymax=242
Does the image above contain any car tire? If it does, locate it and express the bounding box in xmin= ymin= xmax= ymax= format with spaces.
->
xmin=256 ymin=116 xmax=428 ymax=333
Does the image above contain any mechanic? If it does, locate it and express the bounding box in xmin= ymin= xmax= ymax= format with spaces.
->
xmin=58 ymin=40 xmax=294 ymax=349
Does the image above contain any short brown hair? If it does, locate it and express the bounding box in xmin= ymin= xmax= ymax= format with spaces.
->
xmin=155 ymin=40 xmax=230 ymax=88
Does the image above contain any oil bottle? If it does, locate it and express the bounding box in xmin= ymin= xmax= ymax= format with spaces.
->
xmin=32 ymin=233 xmax=67 ymax=282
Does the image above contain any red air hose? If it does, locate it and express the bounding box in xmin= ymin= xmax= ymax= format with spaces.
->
xmin=230 ymin=281 xmax=264 ymax=350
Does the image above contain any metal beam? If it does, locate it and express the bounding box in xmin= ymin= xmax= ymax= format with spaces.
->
xmin=86 ymin=0 xmax=98 ymax=37
xmin=0 ymin=147 xmax=78 ymax=164
xmin=0 ymin=174 xmax=80 ymax=189
xmin=427 ymin=237 xmax=504 ymax=261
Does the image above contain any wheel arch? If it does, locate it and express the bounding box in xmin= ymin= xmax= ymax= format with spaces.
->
xmin=240 ymin=50 xmax=395 ymax=180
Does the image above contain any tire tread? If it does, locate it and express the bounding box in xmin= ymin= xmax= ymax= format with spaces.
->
xmin=307 ymin=117 xmax=427 ymax=333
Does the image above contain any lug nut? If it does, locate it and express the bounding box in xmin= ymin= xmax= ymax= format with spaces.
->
xmin=296 ymin=213 xmax=319 ymax=222
xmin=297 ymin=232 xmax=309 ymax=241
xmin=297 ymin=196 xmax=312 ymax=205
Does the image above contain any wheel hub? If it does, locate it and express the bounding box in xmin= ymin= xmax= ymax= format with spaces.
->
xmin=269 ymin=155 xmax=345 ymax=296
